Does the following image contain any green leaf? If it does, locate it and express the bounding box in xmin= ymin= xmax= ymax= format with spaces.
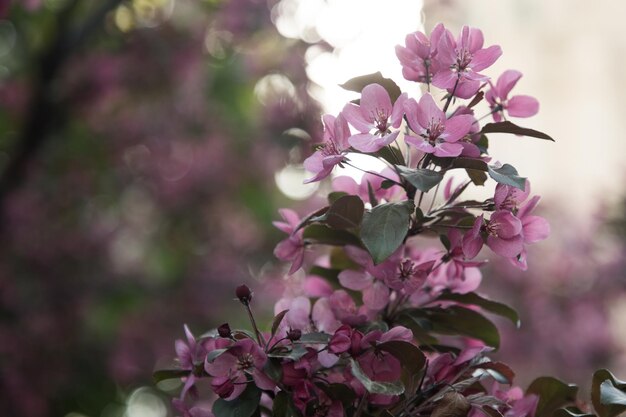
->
xmin=527 ymin=376 xmax=578 ymax=417
xmin=377 ymin=340 xmax=426 ymax=374
xmin=473 ymin=362 xmax=516 ymax=385
xmin=313 ymin=195 xmax=364 ymax=229
xmin=309 ymin=266 xmax=341 ymax=283
xmin=406 ymin=306 xmax=501 ymax=348
xmin=361 ymin=201 xmax=414 ymax=264
xmin=264 ymin=358 xmax=283 ymax=383
xmin=271 ymin=310 xmax=289 ymax=337
xmin=303 ymin=224 xmax=362 ymax=247
xmin=481 ymin=121 xmax=555 ymax=141
xmin=396 ymin=165 xmax=444 ymax=192
xmin=152 ymin=369 xmax=188 ymax=383
xmin=213 ymin=384 xmax=262 ymax=417
xmin=268 ymin=345 xmax=309 ymax=361
xmin=375 ymin=145 xmax=406 ymax=166
xmin=450 ymin=158 xmax=489 ymax=171
xmin=206 ymin=348 xmax=228 ymax=363
xmin=435 ymin=291 xmax=520 ymax=327
xmin=316 ymin=383 xmax=357 ymax=406
xmin=476 ymin=135 xmax=489 ymax=154
xmin=340 ymin=72 xmax=402 ymax=103
xmin=328 ymin=191 xmax=348 ymax=205
xmin=554 ymin=408 xmax=595 ymax=417
xmin=349 ymin=358 xmax=405 ymax=395
xmin=297 ymin=332 xmax=331 ymax=344
xmin=488 ymin=164 xmax=526 ymax=190
xmin=592 ymin=369 xmax=626 ymax=417
xmin=467 ymin=169 xmax=488 ymax=186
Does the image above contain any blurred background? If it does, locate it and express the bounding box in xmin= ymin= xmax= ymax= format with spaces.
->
xmin=0 ymin=0 xmax=624 ymax=416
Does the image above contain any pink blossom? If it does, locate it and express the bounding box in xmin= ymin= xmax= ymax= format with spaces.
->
xmin=303 ymin=114 xmax=351 ymax=183
xmin=328 ymin=324 xmax=364 ymax=355
xmin=404 ymin=93 xmax=474 ymax=157
xmin=328 ymin=290 xmax=370 ymax=326
xmin=204 ymin=339 xmax=274 ymax=400
xmin=427 ymin=230 xmax=484 ymax=295
xmin=486 ymin=70 xmax=539 ymax=122
xmin=395 ymin=23 xmax=446 ymax=83
xmin=343 ymin=83 xmax=407 ymax=152
xmin=332 ymin=167 xmax=403 ymax=202
xmin=494 ymin=180 xmax=531 ymax=213
xmin=432 ymin=26 xmax=502 ymax=98
xmin=273 ymin=209 xmax=305 ymax=274
xmin=509 ymin=195 xmax=550 ymax=270
xmin=463 ymin=212 xmax=524 ymax=259
xmin=384 ymin=258 xmax=435 ymax=294
xmin=312 ymin=297 xmax=341 ymax=333
xmin=274 ymin=296 xmax=311 ymax=335
xmin=338 ymin=246 xmax=391 ymax=310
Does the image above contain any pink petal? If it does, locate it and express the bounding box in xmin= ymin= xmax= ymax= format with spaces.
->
xmin=518 ymin=195 xmax=541 ymax=218
xmin=486 ymin=235 xmax=524 ymax=258
xmin=338 ymin=270 xmax=373 ymax=291
xmin=253 ymin=370 xmax=276 ymax=390
xmin=496 ymin=70 xmax=523 ymax=99
xmin=436 ymin=30 xmax=457 ymax=65
xmin=462 ymin=216 xmax=484 ymax=259
xmin=491 ymin=210 xmax=522 ymax=239
xmin=274 ymin=239 xmax=300 ymax=261
xmin=332 ymin=176 xmax=359 ymax=195
xmin=443 ymin=114 xmax=473 ymax=142
xmin=470 ymin=45 xmax=502 ymax=72
xmin=465 ymin=27 xmax=484 ymax=52
xmin=334 ymin=113 xmax=352 ymax=149
xmin=279 ymin=209 xmax=300 ymax=228
xmin=349 ymin=133 xmax=378 ymax=152
xmin=404 ymin=98 xmax=423 ymax=133
xmin=390 ymin=93 xmax=408 ymax=127
xmin=522 ymin=215 xmax=550 ymax=243
xmin=205 ymin=353 xmax=237 ymax=377
xmin=404 ymin=135 xmax=435 ymax=154
xmin=452 ymin=79 xmax=481 ymax=98
xmin=381 ymin=326 xmax=413 ymax=342
xmin=432 ymin=69 xmax=458 ymax=90
xmin=506 ymin=95 xmax=539 ymax=118
xmin=321 ymin=114 xmax=337 ymax=139
xmin=363 ymin=281 xmax=390 ymax=310
xmin=342 ymin=102 xmax=373 ymax=133
xmin=418 ymin=93 xmax=445 ymax=128
xmin=433 ymin=142 xmax=463 ymax=157
xmin=361 ymin=84 xmax=392 ymax=121
xmin=288 ymin=249 xmax=305 ymax=275
xmin=452 ymin=267 xmax=482 ymax=294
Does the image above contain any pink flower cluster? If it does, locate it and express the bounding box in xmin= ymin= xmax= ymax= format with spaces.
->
xmin=162 ymin=23 xmax=569 ymax=417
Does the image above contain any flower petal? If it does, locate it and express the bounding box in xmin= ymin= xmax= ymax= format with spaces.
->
xmin=361 ymin=84 xmax=392 ymax=121
xmin=507 ymin=95 xmax=539 ymax=118
xmin=343 ymin=102 xmax=373 ymax=133
xmin=338 ymin=270 xmax=373 ymax=291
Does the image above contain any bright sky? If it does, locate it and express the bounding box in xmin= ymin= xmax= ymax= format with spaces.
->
xmin=272 ymin=0 xmax=424 ymax=199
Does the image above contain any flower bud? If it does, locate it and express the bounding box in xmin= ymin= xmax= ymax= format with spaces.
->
xmin=287 ymin=328 xmax=302 ymax=341
xmin=235 ymin=284 xmax=252 ymax=305
xmin=218 ymin=323 xmax=231 ymax=338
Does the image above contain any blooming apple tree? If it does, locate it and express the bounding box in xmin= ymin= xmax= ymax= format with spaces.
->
xmin=157 ymin=23 xmax=626 ymax=417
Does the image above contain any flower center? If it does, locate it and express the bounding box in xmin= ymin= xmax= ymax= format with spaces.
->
xmin=237 ymin=353 xmax=255 ymax=371
xmin=321 ymin=140 xmax=340 ymax=157
xmin=398 ymin=259 xmax=417 ymax=281
xmin=425 ymin=118 xmax=446 ymax=143
xmin=373 ymin=109 xmax=389 ymax=134
xmin=453 ymin=47 xmax=473 ymax=72
xmin=485 ymin=220 xmax=499 ymax=237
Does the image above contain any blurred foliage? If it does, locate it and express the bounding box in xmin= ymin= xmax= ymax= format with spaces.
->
xmin=0 ymin=0 xmax=323 ymax=416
